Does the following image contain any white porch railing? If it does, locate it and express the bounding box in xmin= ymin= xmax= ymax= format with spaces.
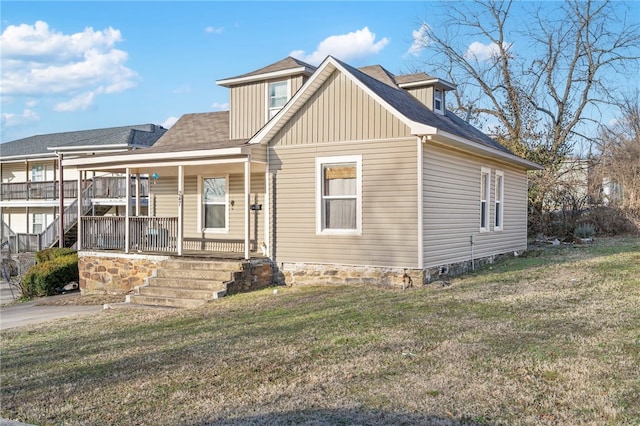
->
xmin=80 ymin=216 xmax=255 ymax=255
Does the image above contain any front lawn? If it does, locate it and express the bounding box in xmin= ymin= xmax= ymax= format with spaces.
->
xmin=1 ymin=237 xmax=639 ymax=425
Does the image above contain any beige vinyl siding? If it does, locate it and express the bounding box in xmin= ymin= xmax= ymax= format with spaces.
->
xmin=2 ymin=162 xmax=28 ymax=183
xmin=271 ymin=138 xmax=419 ymax=268
xmin=230 ymin=75 xmax=307 ymax=140
xmin=422 ymin=142 xmax=528 ymax=267
xmin=273 ymin=71 xmax=409 ymax=146
xmin=149 ymin=173 xmax=265 ymax=246
xmin=405 ymin=86 xmax=433 ymax=110
xmin=2 ymin=207 xmax=28 ymax=233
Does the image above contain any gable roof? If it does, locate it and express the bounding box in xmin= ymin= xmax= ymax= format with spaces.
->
xmin=0 ymin=124 xmax=166 ymax=160
xmin=250 ymin=56 xmax=541 ymax=170
xmin=217 ymin=56 xmax=317 ymax=87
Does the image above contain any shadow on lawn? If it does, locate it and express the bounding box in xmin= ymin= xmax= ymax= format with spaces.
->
xmin=194 ymin=408 xmax=489 ymax=425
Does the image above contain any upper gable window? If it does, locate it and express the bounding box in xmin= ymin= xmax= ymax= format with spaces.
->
xmin=268 ymin=81 xmax=289 ymax=119
xmin=434 ymin=88 xmax=443 ymax=113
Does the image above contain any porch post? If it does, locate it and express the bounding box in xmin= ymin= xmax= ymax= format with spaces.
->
xmin=58 ymin=152 xmax=64 ymax=247
xmin=125 ymin=167 xmax=131 ymax=254
xmin=135 ymin=172 xmax=141 ymax=216
xmin=177 ymin=165 xmax=184 ymax=256
xmin=244 ymin=158 xmax=251 ymax=260
xmin=77 ymin=171 xmax=83 ymax=250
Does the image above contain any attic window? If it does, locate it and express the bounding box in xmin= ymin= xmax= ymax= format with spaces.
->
xmin=434 ymin=88 xmax=443 ymax=113
xmin=268 ymin=81 xmax=289 ymax=119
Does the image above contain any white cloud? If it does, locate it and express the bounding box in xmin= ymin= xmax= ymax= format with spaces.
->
xmin=407 ymin=23 xmax=429 ymax=57
xmin=205 ymin=26 xmax=223 ymax=34
xmin=211 ymin=102 xmax=229 ymax=110
xmin=290 ymin=26 xmax=390 ymax=65
xmin=54 ymin=91 xmax=96 ymax=112
xmin=161 ymin=116 xmax=179 ymax=129
xmin=1 ymin=109 xmax=40 ymax=128
xmin=464 ymin=41 xmax=511 ymax=62
xmin=0 ymin=20 xmax=138 ymax=109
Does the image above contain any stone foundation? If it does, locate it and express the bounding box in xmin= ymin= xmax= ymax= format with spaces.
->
xmin=225 ymin=258 xmax=276 ymax=295
xmin=278 ymin=253 xmax=513 ymax=288
xmin=79 ymin=252 xmax=169 ymax=294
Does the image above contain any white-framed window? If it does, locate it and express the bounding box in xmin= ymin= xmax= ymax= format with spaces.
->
xmin=480 ymin=167 xmax=491 ymax=232
xmin=198 ymin=176 xmax=229 ymax=233
xmin=32 ymin=213 xmax=43 ymax=234
xmin=495 ymin=170 xmax=504 ymax=231
xmin=268 ymin=80 xmax=289 ymax=119
xmin=31 ymin=164 xmax=44 ymax=182
xmin=434 ymin=88 xmax=443 ymax=113
xmin=316 ymin=155 xmax=362 ymax=235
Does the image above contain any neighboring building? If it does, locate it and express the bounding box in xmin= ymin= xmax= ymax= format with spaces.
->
xmin=0 ymin=124 xmax=167 ymax=251
xmin=63 ymin=56 xmax=541 ymax=298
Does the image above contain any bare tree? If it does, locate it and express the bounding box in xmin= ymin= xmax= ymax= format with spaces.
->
xmin=595 ymin=91 xmax=640 ymax=210
xmin=411 ymin=0 xmax=640 ymax=234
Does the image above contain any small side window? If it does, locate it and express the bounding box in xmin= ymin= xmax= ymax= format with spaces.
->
xmin=495 ymin=171 xmax=504 ymax=231
xmin=480 ymin=167 xmax=490 ymax=232
xmin=434 ymin=88 xmax=443 ymax=113
xmin=268 ymin=81 xmax=289 ymax=119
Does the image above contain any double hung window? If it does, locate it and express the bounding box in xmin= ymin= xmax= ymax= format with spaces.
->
xmin=480 ymin=167 xmax=490 ymax=231
xmin=316 ymin=156 xmax=362 ymax=235
xmin=268 ymin=81 xmax=289 ymax=119
xmin=202 ymin=177 xmax=228 ymax=232
xmin=495 ymin=171 xmax=504 ymax=231
xmin=434 ymin=88 xmax=443 ymax=113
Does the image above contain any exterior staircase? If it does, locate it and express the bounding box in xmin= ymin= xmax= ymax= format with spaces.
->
xmin=127 ymin=259 xmax=245 ymax=308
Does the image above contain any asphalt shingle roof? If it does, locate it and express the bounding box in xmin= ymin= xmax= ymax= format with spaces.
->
xmin=0 ymin=124 xmax=166 ymax=158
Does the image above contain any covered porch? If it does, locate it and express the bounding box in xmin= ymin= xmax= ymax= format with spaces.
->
xmin=65 ymin=144 xmax=268 ymax=260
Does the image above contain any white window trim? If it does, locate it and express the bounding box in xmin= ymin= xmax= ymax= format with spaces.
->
xmin=316 ymin=155 xmax=362 ymax=236
xmin=197 ymin=174 xmax=230 ymax=234
xmin=494 ymin=170 xmax=504 ymax=231
xmin=434 ymin=88 xmax=444 ymax=114
xmin=266 ymin=80 xmax=290 ymax=121
xmin=480 ymin=167 xmax=491 ymax=232
xmin=31 ymin=164 xmax=44 ymax=182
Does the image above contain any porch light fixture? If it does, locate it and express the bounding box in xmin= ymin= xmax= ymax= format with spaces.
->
xmin=151 ymin=172 xmax=159 ymax=184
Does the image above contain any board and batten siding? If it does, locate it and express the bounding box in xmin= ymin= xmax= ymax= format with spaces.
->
xmin=405 ymin=86 xmax=433 ymax=111
xmin=149 ymin=172 xmax=265 ymax=245
xmin=270 ymin=138 xmax=419 ymax=268
xmin=273 ymin=71 xmax=409 ymax=146
xmin=230 ymin=75 xmax=306 ymax=140
xmin=422 ymin=142 xmax=528 ymax=267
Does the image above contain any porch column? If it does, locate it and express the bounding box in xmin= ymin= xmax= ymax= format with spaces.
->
xmin=58 ymin=152 xmax=64 ymax=247
xmin=244 ymin=158 xmax=251 ymax=260
xmin=177 ymin=165 xmax=184 ymax=256
xmin=77 ymin=171 xmax=83 ymax=250
xmin=135 ymin=173 xmax=141 ymax=216
xmin=125 ymin=167 xmax=131 ymax=254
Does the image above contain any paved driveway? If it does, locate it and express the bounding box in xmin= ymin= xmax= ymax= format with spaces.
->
xmin=0 ymin=282 xmax=103 ymax=331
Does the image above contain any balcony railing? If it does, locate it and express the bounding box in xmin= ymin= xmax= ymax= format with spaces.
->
xmin=1 ymin=177 xmax=150 ymax=202
xmin=0 ymin=180 xmax=78 ymax=201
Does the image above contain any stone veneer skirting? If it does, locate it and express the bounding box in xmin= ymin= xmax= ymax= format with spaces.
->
xmin=79 ymin=252 xmax=170 ymax=294
xmin=278 ymin=253 xmax=510 ymax=288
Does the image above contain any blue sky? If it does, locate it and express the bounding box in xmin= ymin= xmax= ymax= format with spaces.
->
xmin=1 ymin=1 xmax=638 ymax=145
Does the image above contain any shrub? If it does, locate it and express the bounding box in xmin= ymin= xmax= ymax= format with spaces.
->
xmin=35 ymin=247 xmax=77 ymax=264
xmin=574 ymin=223 xmax=595 ymax=239
xmin=20 ymin=252 xmax=79 ymax=299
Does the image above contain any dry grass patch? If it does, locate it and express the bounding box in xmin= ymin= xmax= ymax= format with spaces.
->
xmin=1 ymin=237 xmax=639 ymax=425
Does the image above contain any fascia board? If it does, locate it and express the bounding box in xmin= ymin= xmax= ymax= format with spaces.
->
xmin=434 ymin=130 xmax=543 ymax=170
xmin=47 ymin=144 xmax=129 ymax=152
xmin=398 ymin=79 xmax=457 ymax=90
xmin=63 ymin=146 xmax=250 ymax=168
xmin=216 ymin=66 xmax=315 ymax=87
xmin=0 ymin=153 xmax=56 ymax=161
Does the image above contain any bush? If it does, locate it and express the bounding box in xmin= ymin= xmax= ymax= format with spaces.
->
xmin=20 ymin=252 xmax=79 ymax=299
xmin=574 ymin=223 xmax=595 ymax=239
xmin=35 ymin=247 xmax=77 ymax=264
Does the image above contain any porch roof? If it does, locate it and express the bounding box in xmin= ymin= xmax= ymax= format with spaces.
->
xmin=62 ymin=112 xmax=263 ymax=171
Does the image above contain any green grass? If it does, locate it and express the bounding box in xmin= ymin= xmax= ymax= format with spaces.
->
xmin=1 ymin=237 xmax=639 ymax=425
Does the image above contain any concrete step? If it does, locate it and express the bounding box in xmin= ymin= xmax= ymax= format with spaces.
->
xmin=138 ymin=286 xmax=223 ymax=300
xmin=146 ymin=277 xmax=227 ymax=290
xmin=156 ymin=268 xmax=234 ymax=281
xmin=161 ymin=260 xmax=243 ymax=271
xmin=127 ymin=294 xmax=208 ymax=309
